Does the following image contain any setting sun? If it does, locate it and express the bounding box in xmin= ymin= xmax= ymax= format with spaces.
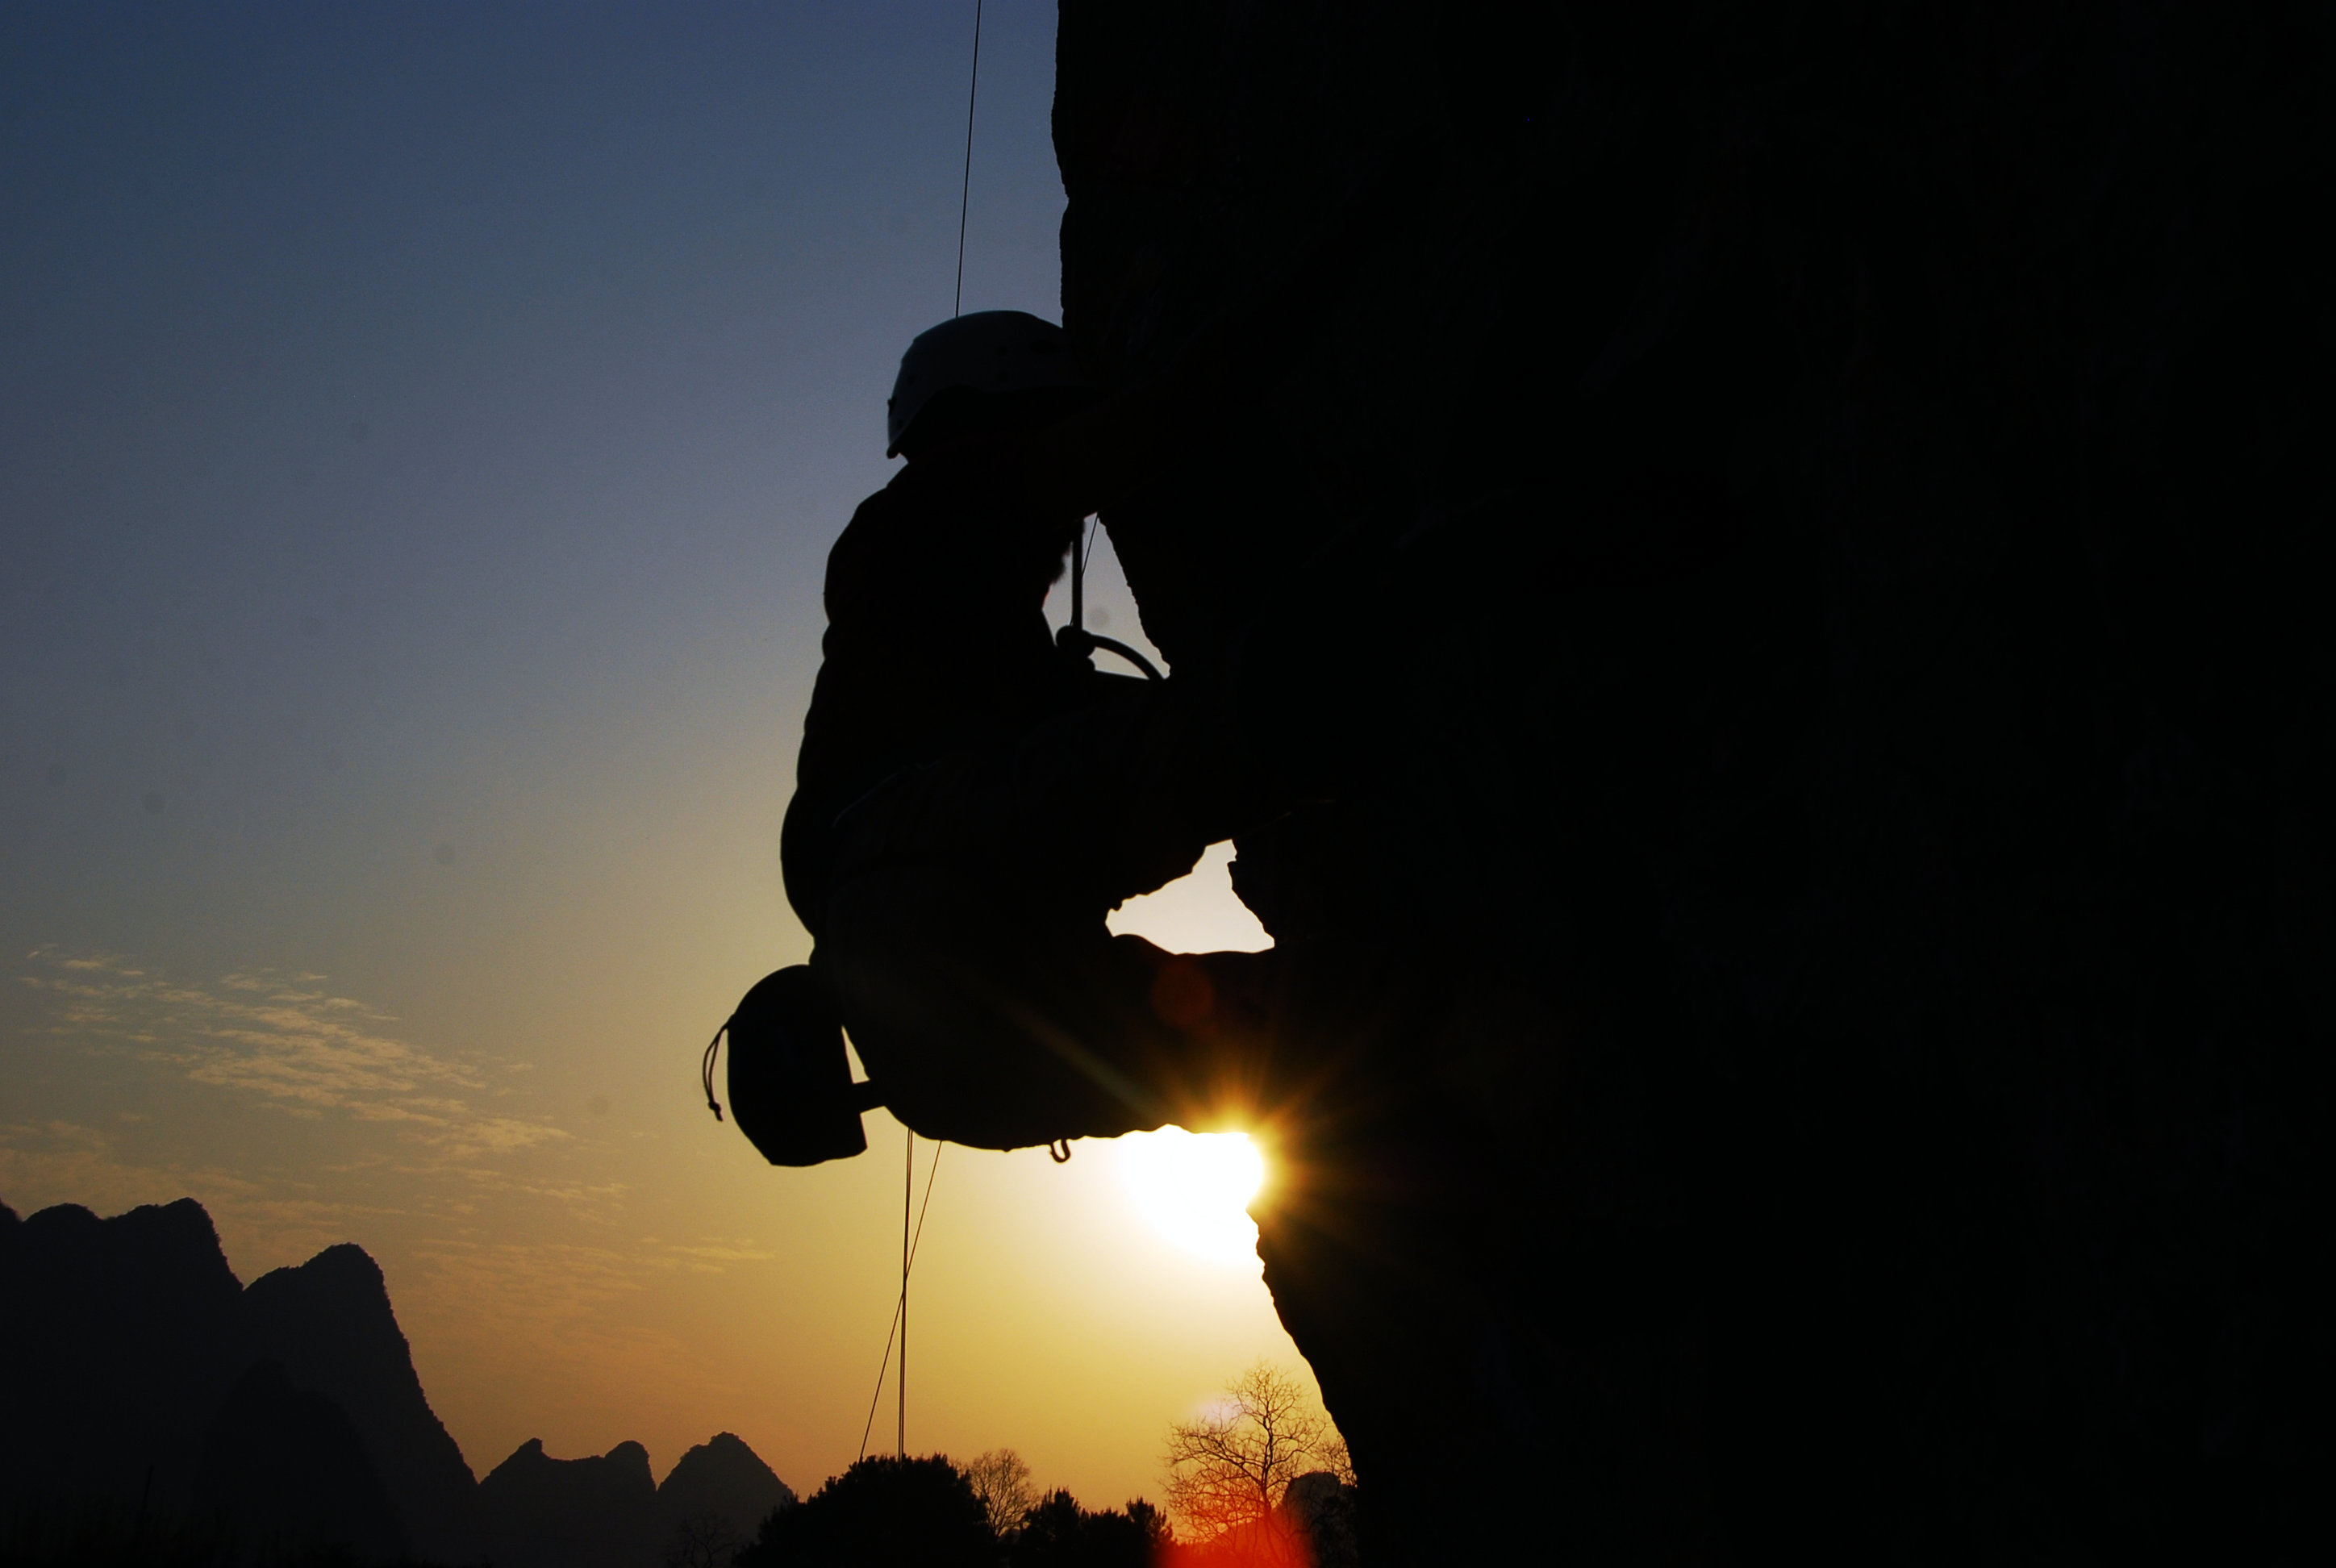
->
xmin=1112 ymin=1129 xmax=1266 ymax=1266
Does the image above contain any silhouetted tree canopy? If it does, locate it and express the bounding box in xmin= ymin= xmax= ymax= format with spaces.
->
xmin=964 ymin=1447 xmax=1036 ymax=1541
xmin=1005 ymin=1489 xmax=1167 ymax=1568
xmin=1161 ymin=1363 xmax=1337 ymax=1545
xmin=732 ymin=1454 xmax=989 ymax=1568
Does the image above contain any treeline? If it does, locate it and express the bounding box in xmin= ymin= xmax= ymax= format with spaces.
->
xmin=3 ymin=1200 xmax=1357 ymax=1567
xmin=731 ymin=1453 xmax=1152 ymax=1568
xmin=731 ymin=1450 xmax=1352 ymax=1568
xmin=2 ymin=1462 xmax=1341 ymax=1568
xmin=730 ymin=1362 xmax=1355 ymax=1568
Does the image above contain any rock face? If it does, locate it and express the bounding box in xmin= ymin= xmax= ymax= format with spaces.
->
xmin=0 ymin=1198 xmax=478 ymax=1562
xmin=1056 ymin=5 xmax=2330 ymax=1562
xmin=653 ymin=1431 xmax=797 ymax=1551
xmin=478 ymin=1437 xmax=657 ymax=1568
xmin=244 ymin=1242 xmax=486 ymax=1562
xmin=1279 ymin=1473 xmax=1357 ymax=1568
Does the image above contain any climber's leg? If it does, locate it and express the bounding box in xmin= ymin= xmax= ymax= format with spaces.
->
xmin=810 ymin=682 xmax=1279 ymax=1150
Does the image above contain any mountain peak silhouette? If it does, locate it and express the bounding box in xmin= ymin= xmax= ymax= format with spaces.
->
xmin=5 ymin=1195 xmax=795 ymax=1565
xmin=244 ymin=1236 xmax=483 ymax=1559
xmin=1 ymin=1196 xmax=248 ymax=1513
xmin=0 ymin=1196 xmax=476 ymax=1561
xmin=480 ymin=1436 xmax=658 ymax=1568
xmin=655 ymin=1431 xmax=797 ymax=1545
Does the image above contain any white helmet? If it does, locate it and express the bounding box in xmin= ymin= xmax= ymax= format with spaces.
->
xmin=886 ymin=310 xmax=1086 ymax=456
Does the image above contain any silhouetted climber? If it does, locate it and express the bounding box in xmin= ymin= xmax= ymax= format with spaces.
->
xmin=718 ymin=311 xmax=1286 ymax=1163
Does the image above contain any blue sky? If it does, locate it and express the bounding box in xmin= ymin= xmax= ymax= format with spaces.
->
xmin=2 ymin=0 xmax=1289 ymax=1511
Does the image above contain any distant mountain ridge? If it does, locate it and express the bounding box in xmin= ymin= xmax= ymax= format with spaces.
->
xmin=1 ymin=1197 xmax=795 ymax=1566
xmin=480 ymin=1437 xmax=656 ymax=1568
xmin=242 ymin=1240 xmax=486 ymax=1560
xmin=1 ymin=1197 xmax=247 ymax=1524
xmin=653 ymin=1433 xmax=797 ymax=1549
xmin=476 ymin=1431 xmax=797 ymax=1568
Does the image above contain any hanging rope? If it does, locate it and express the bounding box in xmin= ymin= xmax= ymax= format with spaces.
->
xmin=952 ymin=0 xmax=983 ymax=318
xmin=899 ymin=1129 xmax=910 ymax=1456
xmin=857 ymin=1135 xmax=945 ymax=1461
xmin=857 ymin=0 xmax=982 ymax=1466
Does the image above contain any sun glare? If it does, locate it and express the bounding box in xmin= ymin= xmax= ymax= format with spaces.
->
xmin=1114 ymin=1128 xmax=1266 ymax=1266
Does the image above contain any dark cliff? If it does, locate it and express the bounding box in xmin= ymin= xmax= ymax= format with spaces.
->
xmin=1056 ymin=4 xmax=2330 ymax=1562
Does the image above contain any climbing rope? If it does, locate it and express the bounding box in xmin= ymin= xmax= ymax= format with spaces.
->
xmin=952 ymin=0 xmax=982 ymax=319
xmin=952 ymin=2 xmax=1158 ymax=686
xmin=858 ymin=3 xmax=986 ymax=1464
xmin=859 ymin=1134 xmax=945 ymax=1462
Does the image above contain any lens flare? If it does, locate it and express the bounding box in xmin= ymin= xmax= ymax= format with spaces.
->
xmin=1114 ymin=1128 xmax=1265 ymax=1266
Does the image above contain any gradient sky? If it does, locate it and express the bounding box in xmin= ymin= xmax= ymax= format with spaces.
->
xmin=0 ymin=1 xmax=1305 ymax=1512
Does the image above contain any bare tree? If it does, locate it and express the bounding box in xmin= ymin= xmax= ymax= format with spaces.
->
xmin=663 ymin=1511 xmax=740 ymax=1568
xmin=963 ymin=1446 xmax=1037 ymax=1538
xmin=1162 ymin=1362 xmax=1343 ymax=1555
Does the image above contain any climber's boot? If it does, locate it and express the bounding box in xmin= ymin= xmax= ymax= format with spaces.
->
xmin=711 ymin=964 xmax=885 ymax=1166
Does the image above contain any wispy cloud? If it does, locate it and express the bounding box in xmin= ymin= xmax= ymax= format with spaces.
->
xmin=0 ymin=1118 xmax=390 ymax=1274
xmin=18 ymin=947 xmax=566 ymax=1162
xmin=665 ymin=1237 xmax=778 ymax=1270
xmin=3 ymin=949 xmax=778 ymax=1467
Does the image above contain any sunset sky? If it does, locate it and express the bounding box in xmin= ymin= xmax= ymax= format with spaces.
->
xmin=0 ymin=1 xmax=1310 ymax=1512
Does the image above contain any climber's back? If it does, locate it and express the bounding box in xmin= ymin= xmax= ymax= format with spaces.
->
xmin=781 ymin=311 xmax=1112 ymax=936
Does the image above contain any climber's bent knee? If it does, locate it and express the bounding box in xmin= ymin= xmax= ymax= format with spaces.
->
xmin=820 ymin=864 xmax=1189 ymax=1150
